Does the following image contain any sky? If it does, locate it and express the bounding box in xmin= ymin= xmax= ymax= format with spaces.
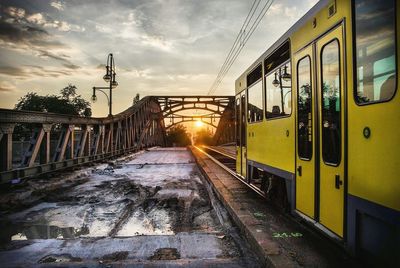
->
xmin=0 ymin=0 xmax=318 ymax=117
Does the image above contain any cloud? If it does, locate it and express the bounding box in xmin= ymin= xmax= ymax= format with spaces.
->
xmin=121 ymin=68 xmax=153 ymax=79
xmin=4 ymin=6 xmax=84 ymax=33
xmin=38 ymin=50 xmax=69 ymax=61
xmin=4 ymin=6 xmax=25 ymax=19
xmin=0 ymin=20 xmax=48 ymax=43
xmin=26 ymin=13 xmax=46 ymax=24
xmin=0 ymin=86 xmax=13 ymax=92
xmin=37 ymin=50 xmax=81 ymax=69
xmin=141 ymin=35 xmax=172 ymax=51
xmin=0 ymin=65 xmax=76 ymax=78
xmin=50 ymin=1 xmax=65 ymax=11
xmin=26 ymin=12 xmax=85 ymax=32
xmin=0 ymin=81 xmax=16 ymax=92
xmin=0 ymin=17 xmax=69 ymax=64
xmin=62 ymin=63 xmax=80 ymax=69
xmin=0 ymin=66 xmax=29 ymax=77
xmin=0 ymin=7 xmax=81 ymax=71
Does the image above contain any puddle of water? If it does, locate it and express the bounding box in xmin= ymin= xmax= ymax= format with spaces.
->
xmin=10 ymin=233 xmax=27 ymax=241
xmin=9 ymin=203 xmax=59 ymax=221
xmin=155 ymin=189 xmax=199 ymax=200
xmin=9 ymin=224 xmax=89 ymax=241
xmin=117 ymin=208 xmax=174 ymax=236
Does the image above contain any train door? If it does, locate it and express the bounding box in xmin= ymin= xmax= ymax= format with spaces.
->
xmin=316 ymin=25 xmax=345 ymax=237
xmin=235 ymin=96 xmax=241 ymax=175
xmin=240 ymin=92 xmax=247 ymax=178
xmin=295 ymin=24 xmax=346 ymax=237
xmin=295 ymin=46 xmax=316 ymax=219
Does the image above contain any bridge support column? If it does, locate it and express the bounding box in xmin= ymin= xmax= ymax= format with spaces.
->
xmin=76 ymin=125 xmax=91 ymax=157
xmin=40 ymin=124 xmax=52 ymax=164
xmin=0 ymin=124 xmax=15 ymax=171
xmin=53 ymin=125 xmax=74 ymax=162
xmin=91 ymin=125 xmax=104 ymax=155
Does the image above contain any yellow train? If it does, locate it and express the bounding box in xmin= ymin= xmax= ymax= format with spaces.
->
xmin=235 ymin=0 xmax=399 ymax=264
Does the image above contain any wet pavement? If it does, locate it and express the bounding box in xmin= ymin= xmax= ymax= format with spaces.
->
xmin=0 ymin=148 xmax=261 ymax=267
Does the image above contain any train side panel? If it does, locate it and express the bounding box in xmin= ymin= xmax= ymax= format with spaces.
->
xmin=346 ymin=0 xmax=400 ymax=264
xmin=247 ymin=118 xmax=294 ymax=174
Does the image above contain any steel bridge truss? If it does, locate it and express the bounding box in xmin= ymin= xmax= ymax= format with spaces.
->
xmin=0 ymin=95 xmax=235 ymax=183
xmin=0 ymin=97 xmax=165 ymax=183
xmin=156 ymin=96 xmax=234 ymax=131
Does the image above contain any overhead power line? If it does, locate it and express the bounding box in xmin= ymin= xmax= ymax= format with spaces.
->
xmin=209 ymin=0 xmax=261 ymax=93
xmin=207 ymin=0 xmax=274 ymax=95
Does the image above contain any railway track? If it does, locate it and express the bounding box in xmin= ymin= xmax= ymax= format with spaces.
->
xmin=195 ymin=145 xmax=266 ymax=198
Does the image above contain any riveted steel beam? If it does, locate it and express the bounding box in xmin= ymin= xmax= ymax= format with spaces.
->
xmin=0 ymin=95 xmax=235 ymax=183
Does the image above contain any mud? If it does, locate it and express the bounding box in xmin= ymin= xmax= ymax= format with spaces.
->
xmin=149 ymin=248 xmax=180 ymax=261
xmin=100 ymin=251 xmax=129 ymax=262
xmin=38 ymin=254 xmax=82 ymax=263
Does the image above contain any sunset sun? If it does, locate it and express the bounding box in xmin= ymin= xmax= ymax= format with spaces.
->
xmin=195 ymin=121 xmax=204 ymax=128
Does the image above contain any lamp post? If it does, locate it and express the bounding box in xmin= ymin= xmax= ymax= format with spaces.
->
xmin=272 ymin=64 xmax=291 ymax=115
xmin=91 ymin=53 xmax=118 ymax=117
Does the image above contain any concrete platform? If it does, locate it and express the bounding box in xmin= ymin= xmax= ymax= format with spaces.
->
xmin=190 ymin=146 xmax=358 ymax=267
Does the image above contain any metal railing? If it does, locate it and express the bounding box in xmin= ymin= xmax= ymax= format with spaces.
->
xmin=0 ymin=95 xmax=235 ymax=183
xmin=0 ymin=96 xmax=165 ymax=183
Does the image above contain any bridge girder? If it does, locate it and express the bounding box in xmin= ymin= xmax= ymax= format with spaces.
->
xmin=154 ymin=96 xmax=233 ymax=130
xmin=0 ymin=95 xmax=235 ymax=182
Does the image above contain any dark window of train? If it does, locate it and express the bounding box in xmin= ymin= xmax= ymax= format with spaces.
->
xmin=241 ymin=94 xmax=246 ymax=146
xmin=264 ymin=41 xmax=290 ymax=74
xmin=247 ymin=65 xmax=263 ymax=123
xmin=264 ymin=40 xmax=292 ymax=119
xmin=353 ymin=0 xmax=397 ymax=104
xmin=321 ymin=40 xmax=341 ymax=165
xmin=297 ymin=56 xmax=312 ymax=160
xmin=235 ymin=97 xmax=240 ymax=145
xmin=265 ymin=61 xmax=292 ymax=119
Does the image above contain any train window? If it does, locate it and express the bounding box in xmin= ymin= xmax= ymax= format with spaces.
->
xmin=265 ymin=61 xmax=292 ymax=119
xmin=297 ymin=56 xmax=312 ymax=160
xmin=353 ymin=0 xmax=397 ymax=104
xmin=241 ymin=94 xmax=246 ymax=146
xmin=247 ymin=65 xmax=263 ymax=123
xmin=265 ymin=41 xmax=290 ymax=74
xmin=247 ymin=81 xmax=263 ymax=122
xmin=321 ymin=40 xmax=341 ymax=165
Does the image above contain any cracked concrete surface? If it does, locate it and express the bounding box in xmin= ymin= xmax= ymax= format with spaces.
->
xmin=0 ymin=148 xmax=260 ymax=267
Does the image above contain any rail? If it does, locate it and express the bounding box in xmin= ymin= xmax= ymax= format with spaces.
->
xmin=194 ymin=146 xmax=266 ymax=198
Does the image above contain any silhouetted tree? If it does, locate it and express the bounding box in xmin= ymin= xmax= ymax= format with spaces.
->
xmin=194 ymin=128 xmax=213 ymax=145
xmin=166 ymin=124 xmax=191 ymax=147
xmin=15 ymin=84 xmax=91 ymax=117
xmin=132 ymin=93 xmax=140 ymax=105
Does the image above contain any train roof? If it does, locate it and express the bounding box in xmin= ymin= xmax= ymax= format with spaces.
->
xmin=235 ymin=0 xmax=329 ymax=91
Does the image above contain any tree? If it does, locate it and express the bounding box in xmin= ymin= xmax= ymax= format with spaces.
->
xmin=132 ymin=93 xmax=140 ymax=105
xmin=194 ymin=128 xmax=213 ymax=145
xmin=166 ymin=124 xmax=191 ymax=147
xmin=15 ymin=84 xmax=92 ymax=117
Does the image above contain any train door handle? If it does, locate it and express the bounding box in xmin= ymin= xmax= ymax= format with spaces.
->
xmin=335 ymin=175 xmax=343 ymax=189
xmin=297 ymin=166 xmax=302 ymax=176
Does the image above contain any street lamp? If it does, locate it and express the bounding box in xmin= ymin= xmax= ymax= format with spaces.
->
xmin=91 ymin=53 xmax=118 ymax=117
xmin=272 ymin=64 xmax=291 ymax=115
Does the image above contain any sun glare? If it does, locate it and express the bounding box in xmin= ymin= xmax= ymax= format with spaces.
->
xmin=195 ymin=121 xmax=204 ymax=128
